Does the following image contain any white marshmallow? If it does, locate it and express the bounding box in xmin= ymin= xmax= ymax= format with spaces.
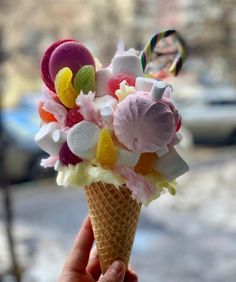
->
xmin=34 ymin=122 xmax=62 ymax=156
xmin=111 ymin=55 xmax=143 ymax=78
xmin=95 ymin=68 xmax=112 ymax=97
xmin=100 ymin=106 xmax=113 ymax=121
xmin=52 ymin=130 xmax=67 ymax=144
xmin=116 ymin=147 xmax=140 ymax=168
xmin=135 ymin=77 xmax=169 ymax=95
xmin=135 ymin=77 xmax=156 ymax=92
xmin=156 ymin=146 xmax=169 ymax=157
xmin=153 ymin=147 xmax=189 ymax=181
xmin=150 ymin=82 xmax=167 ymax=101
xmin=94 ymin=95 xmax=118 ymax=112
xmin=100 ymin=106 xmax=113 ymax=129
xmin=67 ymin=121 xmax=101 ymax=161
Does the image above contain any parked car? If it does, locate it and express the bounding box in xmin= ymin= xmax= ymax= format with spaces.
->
xmin=2 ymin=94 xmax=54 ymax=183
xmin=176 ymin=87 xmax=236 ymax=144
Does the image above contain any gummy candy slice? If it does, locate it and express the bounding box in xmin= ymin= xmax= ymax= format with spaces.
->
xmin=66 ymin=106 xmax=84 ymax=127
xmin=55 ymin=67 xmax=78 ymax=108
xmin=108 ymin=73 xmax=135 ymax=95
xmin=96 ymin=128 xmax=117 ymax=167
xmin=176 ymin=116 xmax=181 ymax=131
xmin=49 ymin=41 xmax=95 ymax=81
xmin=41 ymin=39 xmax=76 ymax=92
xmin=134 ymin=153 xmax=157 ymax=175
xmin=59 ymin=142 xmax=83 ymax=165
xmin=38 ymin=101 xmax=57 ymax=123
xmin=73 ymin=65 xmax=96 ymax=94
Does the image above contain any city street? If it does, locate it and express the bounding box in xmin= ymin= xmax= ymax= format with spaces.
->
xmin=0 ymin=145 xmax=236 ymax=282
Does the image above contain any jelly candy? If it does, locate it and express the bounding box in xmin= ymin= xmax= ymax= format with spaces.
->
xmin=73 ymin=65 xmax=96 ymax=94
xmin=66 ymin=106 xmax=84 ymax=127
xmin=41 ymin=39 xmax=76 ymax=92
xmin=59 ymin=142 xmax=83 ymax=165
xmin=55 ymin=67 xmax=78 ymax=108
xmin=49 ymin=41 xmax=95 ymax=81
xmin=176 ymin=116 xmax=181 ymax=131
xmin=134 ymin=153 xmax=157 ymax=175
xmin=96 ymin=128 xmax=117 ymax=167
xmin=108 ymin=73 xmax=135 ymax=95
xmin=38 ymin=101 xmax=57 ymax=123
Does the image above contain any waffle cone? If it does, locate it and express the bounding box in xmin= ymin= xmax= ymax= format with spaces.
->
xmin=84 ymin=182 xmax=141 ymax=273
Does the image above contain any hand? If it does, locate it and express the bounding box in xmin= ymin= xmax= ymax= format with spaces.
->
xmin=58 ymin=216 xmax=138 ymax=282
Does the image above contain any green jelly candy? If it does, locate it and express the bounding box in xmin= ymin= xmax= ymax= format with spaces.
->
xmin=73 ymin=65 xmax=96 ymax=94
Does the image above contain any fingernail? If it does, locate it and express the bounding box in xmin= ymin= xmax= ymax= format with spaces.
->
xmin=111 ymin=260 xmax=125 ymax=274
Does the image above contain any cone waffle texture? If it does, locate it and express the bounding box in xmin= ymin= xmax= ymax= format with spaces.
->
xmin=84 ymin=182 xmax=141 ymax=273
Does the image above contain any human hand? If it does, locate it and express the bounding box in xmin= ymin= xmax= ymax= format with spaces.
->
xmin=58 ymin=216 xmax=138 ymax=282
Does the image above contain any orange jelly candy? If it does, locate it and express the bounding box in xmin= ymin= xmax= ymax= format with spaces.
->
xmin=134 ymin=152 xmax=157 ymax=175
xmin=38 ymin=101 xmax=57 ymax=123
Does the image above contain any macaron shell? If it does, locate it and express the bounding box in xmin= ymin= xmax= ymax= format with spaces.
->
xmin=41 ymin=39 xmax=76 ymax=92
xmin=49 ymin=41 xmax=95 ymax=82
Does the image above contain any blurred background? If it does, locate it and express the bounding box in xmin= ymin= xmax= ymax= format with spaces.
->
xmin=0 ymin=0 xmax=236 ymax=281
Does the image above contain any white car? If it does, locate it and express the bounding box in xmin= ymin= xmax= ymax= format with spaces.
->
xmin=177 ymin=88 xmax=236 ymax=144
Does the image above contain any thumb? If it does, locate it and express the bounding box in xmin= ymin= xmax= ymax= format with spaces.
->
xmin=98 ymin=261 xmax=126 ymax=282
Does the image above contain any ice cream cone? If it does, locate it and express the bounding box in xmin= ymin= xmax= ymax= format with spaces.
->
xmin=84 ymin=182 xmax=141 ymax=273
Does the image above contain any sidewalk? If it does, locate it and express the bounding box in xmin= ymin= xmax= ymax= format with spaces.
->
xmin=0 ymin=160 xmax=236 ymax=282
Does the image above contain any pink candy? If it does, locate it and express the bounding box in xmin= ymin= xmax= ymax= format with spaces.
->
xmin=49 ymin=41 xmax=95 ymax=82
xmin=41 ymin=39 xmax=76 ymax=92
xmin=114 ymin=92 xmax=177 ymax=153
xmin=41 ymin=40 xmax=95 ymax=92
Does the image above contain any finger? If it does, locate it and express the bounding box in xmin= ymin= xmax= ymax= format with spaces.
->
xmin=64 ymin=216 xmax=94 ymax=273
xmin=124 ymin=269 xmax=138 ymax=282
xmin=86 ymin=247 xmax=101 ymax=280
xmin=98 ymin=261 xmax=126 ymax=282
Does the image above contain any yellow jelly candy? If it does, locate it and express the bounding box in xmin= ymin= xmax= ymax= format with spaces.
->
xmin=96 ymin=128 xmax=117 ymax=167
xmin=134 ymin=153 xmax=157 ymax=175
xmin=55 ymin=67 xmax=78 ymax=108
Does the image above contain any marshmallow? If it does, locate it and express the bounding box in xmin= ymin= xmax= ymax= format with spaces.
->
xmin=116 ymin=147 xmax=140 ymax=168
xmin=100 ymin=106 xmax=113 ymax=121
xmin=94 ymin=95 xmax=118 ymax=112
xmin=52 ymin=130 xmax=67 ymax=144
xmin=156 ymin=146 xmax=169 ymax=157
xmin=111 ymin=55 xmax=143 ymax=78
xmin=67 ymin=121 xmax=101 ymax=160
xmin=34 ymin=122 xmax=62 ymax=156
xmin=150 ymin=82 xmax=167 ymax=101
xmin=153 ymin=147 xmax=189 ymax=181
xmin=100 ymin=106 xmax=113 ymax=129
xmin=135 ymin=77 xmax=156 ymax=91
xmin=95 ymin=68 xmax=112 ymax=97
xmin=135 ymin=77 xmax=169 ymax=94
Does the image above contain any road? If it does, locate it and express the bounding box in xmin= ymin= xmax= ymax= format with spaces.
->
xmin=0 ymin=145 xmax=236 ymax=282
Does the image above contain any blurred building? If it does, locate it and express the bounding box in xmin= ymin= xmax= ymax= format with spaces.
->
xmin=152 ymin=0 xmax=236 ymax=83
xmin=0 ymin=0 xmax=235 ymax=108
